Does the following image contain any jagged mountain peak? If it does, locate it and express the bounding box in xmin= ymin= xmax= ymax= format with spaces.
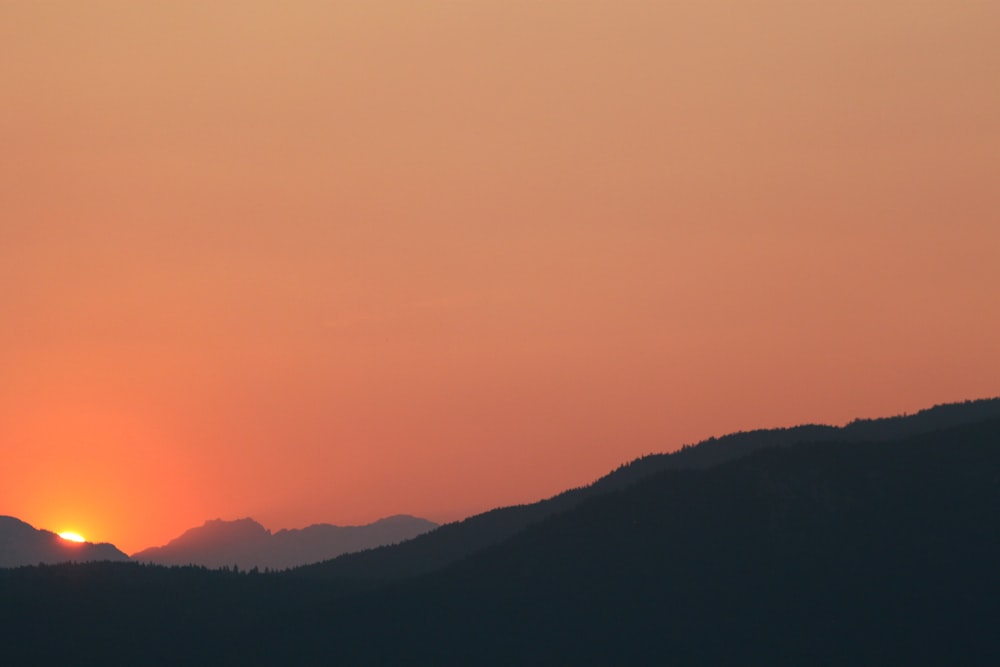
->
xmin=132 ymin=514 xmax=437 ymax=570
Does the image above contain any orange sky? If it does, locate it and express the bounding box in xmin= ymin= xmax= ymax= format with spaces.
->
xmin=2 ymin=1 xmax=998 ymax=554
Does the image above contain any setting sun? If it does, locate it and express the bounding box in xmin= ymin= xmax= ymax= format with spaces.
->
xmin=57 ymin=531 xmax=86 ymax=543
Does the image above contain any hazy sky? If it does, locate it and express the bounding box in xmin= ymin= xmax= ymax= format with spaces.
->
xmin=2 ymin=1 xmax=998 ymax=554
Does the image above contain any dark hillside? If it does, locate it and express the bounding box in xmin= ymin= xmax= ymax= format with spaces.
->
xmin=296 ymin=417 xmax=1000 ymax=665
xmin=291 ymin=398 xmax=1000 ymax=585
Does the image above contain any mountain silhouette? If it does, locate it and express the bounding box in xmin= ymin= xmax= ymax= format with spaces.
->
xmin=132 ymin=515 xmax=437 ymax=570
xmin=2 ymin=407 xmax=998 ymax=665
xmin=290 ymin=397 xmax=1000 ymax=586
xmin=0 ymin=516 xmax=129 ymax=568
xmin=322 ymin=416 xmax=1000 ymax=665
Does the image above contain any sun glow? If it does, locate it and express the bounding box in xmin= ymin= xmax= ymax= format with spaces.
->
xmin=58 ymin=531 xmax=86 ymax=543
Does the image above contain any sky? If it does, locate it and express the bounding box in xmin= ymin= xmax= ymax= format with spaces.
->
xmin=2 ymin=1 xmax=998 ymax=555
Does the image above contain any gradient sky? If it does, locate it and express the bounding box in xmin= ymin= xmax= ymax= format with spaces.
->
xmin=2 ymin=1 xmax=998 ymax=554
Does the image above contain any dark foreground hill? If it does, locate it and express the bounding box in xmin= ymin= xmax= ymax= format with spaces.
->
xmin=375 ymin=417 xmax=1000 ymax=665
xmin=132 ymin=515 xmax=437 ymax=570
xmin=290 ymin=397 xmax=1000 ymax=586
xmin=0 ymin=516 xmax=129 ymax=568
xmin=2 ymin=411 xmax=999 ymax=665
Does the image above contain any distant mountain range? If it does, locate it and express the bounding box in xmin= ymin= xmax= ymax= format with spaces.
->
xmin=0 ymin=516 xmax=128 ymax=568
xmin=1 ymin=515 xmax=437 ymax=571
xmin=131 ymin=515 xmax=438 ymax=570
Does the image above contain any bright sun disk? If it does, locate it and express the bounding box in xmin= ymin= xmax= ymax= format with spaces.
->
xmin=58 ymin=531 xmax=86 ymax=543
